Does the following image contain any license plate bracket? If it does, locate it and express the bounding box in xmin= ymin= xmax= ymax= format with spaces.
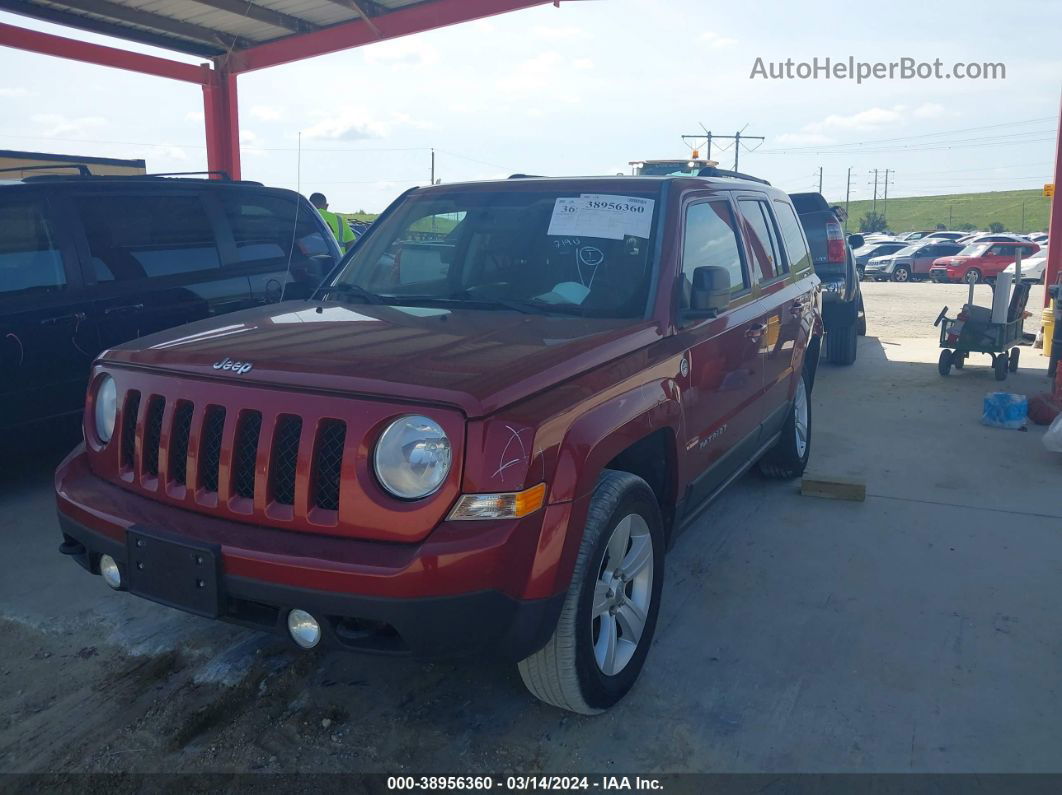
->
xmin=125 ymin=527 xmax=221 ymax=618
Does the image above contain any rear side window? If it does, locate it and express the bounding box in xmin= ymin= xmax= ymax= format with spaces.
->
xmin=681 ymin=200 xmax=747 ymax=304
xmin=739 ymin=199 xmax=783 ymax=282
xmin=772 ymin=200 xmax=812 ymax=273
xmin=76 ymin=194 xmax=219 ymax=282
xmin=0 ymin=199 xmax=66 ymax=295
xmin=219 ymin=193 xmax=335 ymax=272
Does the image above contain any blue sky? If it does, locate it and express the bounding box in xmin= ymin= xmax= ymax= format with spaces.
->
xmin=0 ymin=0 xmax=1059 ymax=212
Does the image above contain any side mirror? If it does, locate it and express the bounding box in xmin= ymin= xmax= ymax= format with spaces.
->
xmin=689 ymin=266 xmax=731 ymax=315
xmin=848 ymin=234 xmax=865 ymax=249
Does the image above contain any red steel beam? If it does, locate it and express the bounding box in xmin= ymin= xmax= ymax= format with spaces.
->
xmin=202 ymin=68 xmax=241 ymax=180
xmin=0 ymin=20 xmax=208 ymax=84
xmin=1043 ymin=90 xmax=1062 ymax=306
xmin=226 ymin=0 xmax=551 ymax=73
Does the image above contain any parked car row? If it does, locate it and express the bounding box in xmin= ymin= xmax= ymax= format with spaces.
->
xmin=857 ymin=234 xmax=1042 ymax=284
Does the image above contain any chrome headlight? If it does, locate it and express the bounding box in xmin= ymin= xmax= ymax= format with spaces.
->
xmin=94 ymin=374 xmax=117 ymax=444
xmin=373 ymin=415 xmax=451 ymax=499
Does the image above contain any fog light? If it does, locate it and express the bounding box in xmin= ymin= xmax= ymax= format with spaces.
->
xmin=99 ymin=554 xmax=122 ymax=589
xmin=287 ymin=609 xmax=321 ymax=649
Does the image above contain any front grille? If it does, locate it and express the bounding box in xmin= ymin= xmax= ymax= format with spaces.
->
xmin=142 ymin=397 xmax=165 ymax=476
xmin=270 ymin=415 xmax=302 ymax=506
xmin=102 ymin=375 xmax=424 ymax=535
xmin=232 ymin=411 xmax=262 ymax=499
xmin=199 ymin=407 xmax=225 ymax=493
xmin=169 ymin=401 xmax=194 ymax=485
xmin=313 ymin=420 xmax=346 ymax=511
xmin=120 ymin=391 xmax=141 ymax=470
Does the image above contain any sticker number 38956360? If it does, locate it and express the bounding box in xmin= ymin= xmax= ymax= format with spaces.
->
xmin=547 ymin=194 xmax=655 ymax=241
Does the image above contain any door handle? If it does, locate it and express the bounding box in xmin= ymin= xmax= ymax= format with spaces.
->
xmin=41 ymin=311 xmax=87 ymax=326
xmin=745 ymin=323 xmax=767 ymax=339
xmin=104 ymin=303 xmax=145 ymax=316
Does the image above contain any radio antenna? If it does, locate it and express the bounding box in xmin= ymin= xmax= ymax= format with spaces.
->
xmin=280 ymin=131 xmax=303 ymax=303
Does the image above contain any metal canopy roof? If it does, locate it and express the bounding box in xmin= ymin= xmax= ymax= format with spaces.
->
xmin=0 ymin=0 xmax=541 ymax=61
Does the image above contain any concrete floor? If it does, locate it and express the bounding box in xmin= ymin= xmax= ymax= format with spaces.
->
xmin=1 ymin=283 xmax=1061 ymax=773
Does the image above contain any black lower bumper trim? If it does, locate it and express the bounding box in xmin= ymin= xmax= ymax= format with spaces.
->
xmin=57 ymin=513 xmax=564 ymax=662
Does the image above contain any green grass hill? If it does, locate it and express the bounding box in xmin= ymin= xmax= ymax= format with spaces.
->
xmin=834 ymin=189 xmax=1051 ymax=235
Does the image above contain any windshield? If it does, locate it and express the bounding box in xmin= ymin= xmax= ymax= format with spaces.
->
xmin=326 ymin=189 xmax=660 ymax=318
xmin=957 ymin=244 xmax=991 ymax=257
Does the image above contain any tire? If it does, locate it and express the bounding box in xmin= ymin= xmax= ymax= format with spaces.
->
xmin=892 ymin=266 xmax=911 ymax=282
xmin=856 ymin=295 xmax=867 ymax=336
xmin=826 ymin=321 xmax=858 ymax=366
xmin=938 ymin=349 xmax=952 ymax=376
xmin=758 ymin=371 xmax=812 ymax=479
xmin=965 ymin=269 xmax=982 ymax=285
xmin=518 ymin=470 xmax=665 ymax=715
xmin=953 ymin=352 xmax=965 ymax=370
xmin=993 ymin=354 xmax=1007 ymax=381
xmin=1009 ymin=347 xmax=1020 ymax=372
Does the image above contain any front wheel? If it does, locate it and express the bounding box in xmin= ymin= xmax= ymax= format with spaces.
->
xmin=1009 ymin=347 xmax=1020 ymax=372
xmin=892 ymin=266 xmax=911 ymax=282
xmin=965 ymin=269 xmax=982 ymax=285
xmin=938 ymin=349 xmax=952 ymax=376
xmin=993 ymin=354 xmax=1008 ymax=381
xmin=518 ymin=471 xmax=665 ymax=714
xmin=758 ymin=371 xmax=812 ymax=479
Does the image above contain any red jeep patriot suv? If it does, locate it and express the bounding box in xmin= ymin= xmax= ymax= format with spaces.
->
xmin=55 ymin=173 xmax=822 ymax=714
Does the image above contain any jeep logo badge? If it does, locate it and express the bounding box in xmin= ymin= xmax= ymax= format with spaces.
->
xmin=213 ymin=357 xmax=253 ymax=375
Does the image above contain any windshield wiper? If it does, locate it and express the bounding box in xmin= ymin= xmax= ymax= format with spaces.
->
xmin=318 ymin=283 xmax=385 ymax=305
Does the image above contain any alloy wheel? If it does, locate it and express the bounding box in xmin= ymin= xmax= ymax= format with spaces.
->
xmin=592 ymin=514 xmax=654 ymax=676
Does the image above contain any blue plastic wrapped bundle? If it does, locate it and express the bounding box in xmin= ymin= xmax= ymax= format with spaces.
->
xmin=982 ymin=392 xmax=1028 ymax=430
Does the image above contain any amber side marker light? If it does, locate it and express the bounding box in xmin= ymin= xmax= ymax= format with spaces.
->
xmin=448 ymin=483 xmax=548 ymax=521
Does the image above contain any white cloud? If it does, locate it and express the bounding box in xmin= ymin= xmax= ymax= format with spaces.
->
xmin=249 ymin=105 xmax=284 ymax=121
xmin=532 ymin=25 xmax=586 ymax=40
xmin=775 ymin=132 xmax=836 ymax=146
xmin=31 ymin=113 xmax=106 ymax=137
xmin=573 ymin=58 xmax=594 ymax=70
xmin=302 ymin=108 xmax=390 ymax=140
xmin=0 ymin=87 xmax=30 ymax=97
xmin=363 ymin=37 xmax=439 ymax=67
xmin=701 ymin=31 xmax=737 ymax=48
xmin=496 ymin=52 xmax=579 ymax=103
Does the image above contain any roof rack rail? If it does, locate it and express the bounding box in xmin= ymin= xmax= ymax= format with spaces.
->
xmin=507 ymin=173 xmax=543 ymax=179
xmin=0 ymin=164 xmax=93 ymax=177
xmin=696 ymin=166 xmax=771 ymax=186
xmin=141 ymin=170 xmax=232 ymax=180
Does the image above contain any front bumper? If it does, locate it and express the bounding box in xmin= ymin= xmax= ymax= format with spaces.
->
xmin=55 ymin=448 xmax=568 ymax=660
xmin=929 ymin=270 xmax=954 ymax=283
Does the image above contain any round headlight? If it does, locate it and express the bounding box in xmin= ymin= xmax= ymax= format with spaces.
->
xmin=373 ymin=415 xmax=451 ymax=499
xmin=94 ymin=375 xmax=117 ymax=444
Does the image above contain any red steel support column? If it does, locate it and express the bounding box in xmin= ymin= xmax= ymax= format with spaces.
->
xmin=202 ymin=67 xmax=241 ymax=180
xmin=1044 ymin=91 xmax=1062 ymax=305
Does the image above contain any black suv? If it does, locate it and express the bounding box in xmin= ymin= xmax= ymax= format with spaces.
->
xmin=789 ymin=192 xmax=865 ymax=366
xmin=0 ymin=171 xmax=340 ymax=435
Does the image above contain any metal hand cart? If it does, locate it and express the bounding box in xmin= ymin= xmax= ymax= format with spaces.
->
xmin=933 ymin=258 xmax=1031 ymax=382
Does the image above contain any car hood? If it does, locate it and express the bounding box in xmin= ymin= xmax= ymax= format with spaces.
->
xmin=101 ymin=301 xmax=662 ymax=418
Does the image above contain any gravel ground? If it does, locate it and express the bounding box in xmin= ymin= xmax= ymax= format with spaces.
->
xmin=860 ymin=281 xmax=1045 ymax=339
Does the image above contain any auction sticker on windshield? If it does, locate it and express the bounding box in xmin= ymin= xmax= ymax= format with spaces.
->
xmin=547 ymin=195 xmax=655 ymax=240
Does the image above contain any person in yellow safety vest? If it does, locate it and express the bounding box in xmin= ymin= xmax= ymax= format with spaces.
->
xmin=309 ymin=192 xmax=356 ymax=251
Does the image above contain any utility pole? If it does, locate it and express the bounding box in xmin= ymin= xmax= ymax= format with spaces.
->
xmin=844 ymin=167 xmax=853 ymax=232
xmin=684 ymin=126 xmax=764 ymax=171
xmin=818 ymin=166 xmax=823 ymax=194
xmin=869 ymin=169 xmax=879 ymax=214
xmin=681 ymin=130 xmax=713 ymax=160
xmin=430 ymin=147 xmax=435 ymax=185
xmin=882 ymin=168 xmax=894 ymax=223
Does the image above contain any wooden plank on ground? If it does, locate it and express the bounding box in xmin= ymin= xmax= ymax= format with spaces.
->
xmin=800 ymin=473 xmax=866 ymax=502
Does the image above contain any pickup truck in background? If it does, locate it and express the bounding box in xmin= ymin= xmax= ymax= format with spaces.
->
xmin=789 ymin=192 xmax=866 ymax=366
